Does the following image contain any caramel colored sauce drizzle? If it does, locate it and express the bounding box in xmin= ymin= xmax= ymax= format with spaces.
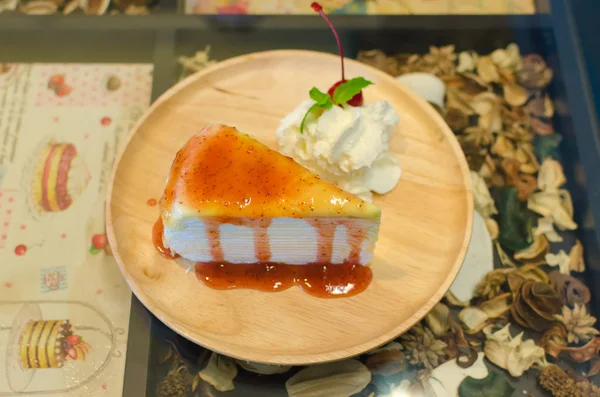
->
xmin=152 ymin=219 xmax=179 ymax=260
xmin=152 ymin=217 xmax=371 ymax=298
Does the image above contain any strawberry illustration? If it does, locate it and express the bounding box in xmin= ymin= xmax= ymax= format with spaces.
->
xmin=55 ymin=85 xmax=72 ymax=97
xmin=90 ymin=234 xmax=108 ymax=255
xmin=67 ymin=347 xmax=77 ymax=360
xmin=48 ymin=74 xmax=65 ymax=90
xmin=66 ymin=335 xmax=81 ymax=346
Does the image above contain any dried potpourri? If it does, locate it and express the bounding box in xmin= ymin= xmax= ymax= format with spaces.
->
xmin=356 ymin=44 xmax=598 ymax=396
xmin=153 ymin=44 xmax=597 ymax=397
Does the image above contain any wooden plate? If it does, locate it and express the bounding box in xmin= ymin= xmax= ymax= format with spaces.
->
xmin=106 ymin=50 xmax=473 ymax=365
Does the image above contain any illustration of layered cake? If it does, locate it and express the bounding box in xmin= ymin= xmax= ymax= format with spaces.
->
xmin=19 ymin=320 xmax=90 ymax=369
xmin=31 ymin=141 xmax=91 ymax=214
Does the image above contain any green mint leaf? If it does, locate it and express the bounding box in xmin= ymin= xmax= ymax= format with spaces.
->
xmin=300 ymin=103 xmax=322 ymax=134
xmin=89 ymin=245 xmax=101 ymax=255
xmin=309 ymin=87 xmax=333 ymax=107
xmin=332 ymin=77 xmax=373 ymax=105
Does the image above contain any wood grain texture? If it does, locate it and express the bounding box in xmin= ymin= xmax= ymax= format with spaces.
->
xmin=106 ymin=50 xmax=473 ymax=365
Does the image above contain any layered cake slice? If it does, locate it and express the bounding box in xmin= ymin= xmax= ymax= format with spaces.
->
xmin=157 ymin=125 xmax=381 ymax=268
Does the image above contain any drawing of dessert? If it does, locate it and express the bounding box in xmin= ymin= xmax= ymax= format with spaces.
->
xmin=24 ymin=138 xmax=91 ymax=218
xmin=1 ymin=301 xmax=123 ymax=394
xmin=19 ymin=320 xmax=90 ymax=369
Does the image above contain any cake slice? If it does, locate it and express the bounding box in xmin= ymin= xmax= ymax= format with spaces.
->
xmin=159 ymin=125 xmax=381 ymax=266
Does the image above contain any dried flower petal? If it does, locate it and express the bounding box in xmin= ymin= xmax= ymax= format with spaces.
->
xmin=534 ymin=217 xmax=563 ymax=243
xmin=546 ymin=250 xmax=571 ymax=275
xmin=475 ymin=268 xmax=511 ymax=299
xmin=425 ymin=303 xmax=451 ymax=337
xmin=555 ymin=304 xmax=600 ymax=344
xmin=480 ymin=293 xmax=512 ymax=318
xmin=569 ymin=240 xmax=585 ymax=273
xmin=481 ymin=218 xmax=498 ymax=241
xmin=492 ymin=135 xmax=516 ymax=158
xmin=541 ymin=324 xmax=568 ymax=359
xmin=535 ymin=133 xmax=563 ymax=161
xmin=527 ymin=94 xmax=555 ymax=118
xmin=528 ymin=190 xmax=577 ymax=230
xmin=286 ymin=359 xmax=371 ymax=397
xmin=511 ymin=279 xmax=562 ymax=331
xmin=476 ymin=56 xmax=500 ymax=83
xmin=400 ymin=324 xmax=447 ymax=369
xmin=490 ymin=43 xmax=522 ymax=71
xmin=462 ymin=126 xmax=494 ymax=147
xmin=459 ymin=307 xmax=490 ymax=334
xmin=514 ymin=234 xmax=549 ymax=262
xmin=365 ymin=349 xmax=406 ymax=376
xmin=483 ymin=324 xmax=548 ymax=377
xmin=457 ymin=51 xmax=478 ymax=73
xmin=495 ymin=241 xmax=518 ymax=268
xmin=538 ymin=158 xmax=566 ymax=191
xmin=503 ymin=83 xmax=530 ymax=107
xmin=198 ymin=352 xmax=237 ymax=392
xmin=549 ymin=271 xmax=592 ymax=307
xmin=447 ymin=87 xmax=476 ymax=115
xmin=471 ymin=171 xmax=498 ymax=218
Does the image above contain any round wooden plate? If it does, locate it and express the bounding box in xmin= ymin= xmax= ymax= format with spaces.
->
xmin=106 ymin=50 xmax=473 ymax=365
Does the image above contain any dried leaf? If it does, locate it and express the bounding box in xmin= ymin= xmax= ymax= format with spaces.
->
xmin=425 ymin=303 xmax=451 ymax=337
xmin=458 ymin=371 xmax=514 ymax=397
xmin=471 ymin=171 xmax=498 ymax=218
xmin=445 ymin=290 xmax=470 ymax=307
xmin=514 ymin=233 xmax=549 ymax=264
xmin=541 ymin=324 xmax=568 ymax=359
xmin=444 ymin=107 xmax=469 ymax=132
xmin=495 ymin=241 xmax=519 ymax=268
xmin=561 ymin=337 xmax=600 ymax=363
xmin=286 ymin=359 xmax=371 ymax=397
xmin=480 ymin=293 xmax=512 ymax=318
xmin=503 ymin=83 xmax=530 ymax=107
xmin=515 ymin=145 xmax=540 ymax=174
xmin=471 ymin=92 xmax=502 ymax=133
xmin=457 ymin=51 xmax=478 ymax=73
xmin=511 ymin=279 xmax=563 ymax=331
xmin=527 ymin=93 xmax=555 ymax=118
xmin=483 ymin=324 xmax=548 ymax=377
xmin=538 ymin=158 xmax=566 ymax=191
xmin=476 ymin=56 xmax=500 ymax=83
xmin=490 ymin=43 xmax=522 ymax=71
xmin=534 ymin=217 xmax=563 ymax=243
xmin=492 ymin=135 xmax=516 ymax=158
xmin=549 ymin=271 xmax=592 ymax=307
xmin=528 ymin=190 xmax=577 ymax=230
xmin=197 ymin=352 xmax=237 ymax=392
xmin=236 ymin=360 xmax=291 ymax=375
xmin=459 ymin=307 xmax=490 ymax=334
xmin=569 ymin=240 xmax=585 ymax=273
xmin=495 ymin=186 xmax=534 ymax=251
xmin=535 ymin=133 xmax=563 ymax=162
xmin=485 ymin=218 xmax=499 ymax=240
xmin=365 ymin=349 xmax=406 ymax=376
xmin=516 ymin=263 xmax=549 ymax=284
xmin=447 ymin=87 xmax=476 ymax=115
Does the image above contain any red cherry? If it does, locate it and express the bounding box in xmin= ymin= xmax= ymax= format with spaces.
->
xmin=14 ymin=244 xmax=27 ymax=256
xmin=312 ymin=2 xmax=363 ymax=107
xmin=327 ymin=80 xmax=364 ymax=107
xmin=92 ymin=234 xmax=108 ymax=249
xmin=101 ymin=117 xmax=111 ymax=126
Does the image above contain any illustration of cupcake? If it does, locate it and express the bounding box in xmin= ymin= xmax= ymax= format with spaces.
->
xmin=18 ymin=320 xmax=90 ymax=369
xmin=28 ymin=140 xmax=91 ymax=216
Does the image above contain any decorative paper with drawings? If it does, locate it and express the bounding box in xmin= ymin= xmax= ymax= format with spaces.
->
xmin=0 ymin=63 xmax=153 ymax=396
xmin=185 ymin=0 xmax=536 ymax=15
